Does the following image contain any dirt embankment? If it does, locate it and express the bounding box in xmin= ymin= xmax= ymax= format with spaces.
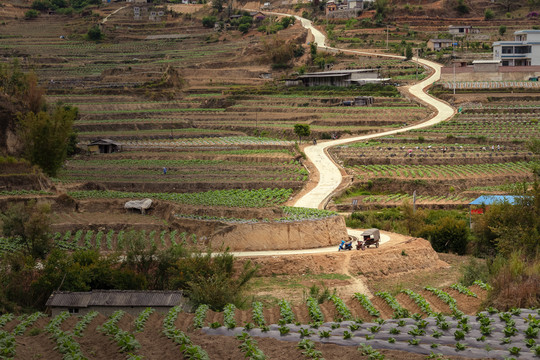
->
xmin=5 ymin=196 xmax=349 ymax=251
xmin=241 ymin=237 xmax=448 ymax=279
xmin=202 ymin=215 xmax=348 ymax=251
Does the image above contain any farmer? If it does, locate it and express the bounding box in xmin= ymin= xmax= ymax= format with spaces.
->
xmin=313 ymin=138 xmax=317 ymax=145
xmin=163 ymin=167 xmax=167 ymax=175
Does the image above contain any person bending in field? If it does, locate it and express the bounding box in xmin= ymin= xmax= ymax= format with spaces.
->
xmin=163 ymin=167 xmax=167 ymax=175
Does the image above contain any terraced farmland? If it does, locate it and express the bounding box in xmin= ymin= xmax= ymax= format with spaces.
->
xmin=406 ymin=106 xmax=540 ymax=142
xmin=3 ymin=284 xmax=538 ymax=360
xmin=47 ymin=93 xmax=430 ymax=142
xmin=57 ymin=148 xmax=306 ymax=192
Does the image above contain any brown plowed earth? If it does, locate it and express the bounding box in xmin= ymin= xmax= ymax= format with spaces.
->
xmin=291 ymin=304 xmax=311 ymax=324
xmin=189 ymin=331 xmax=247 ymax=359
xmin=233 ymin=308 xmax=253 ymax=327
xmin=26 ymin=317 xmax=50 ymax=335
xmin=445 ymin=288 xmax=483 ymax=315
xmin=176 ymin=312 xmax=195 ymax=332
xmin=346 ymin=297 xmax=376 ymax=322
xmin=116 ymin=312 xmax=135 ymax=332
xmin=60 ymin=315 xmax=79 ymax=332
xmin=2 ymin=319 xmax=18 ymax=333
xmin=15 ymin=326 xmax=62 ymax=360
xmin=395 ymin=293 xmax=427 ymax=317
xmin=419 ymin=290 xmax=452 ymax=314
xmin=319 ymin=301 xmax=340 ymax=322
xmin=136 ymin=312 xmax=180 ymax=360
xmin=469 ymin=285 xmax=488 ymax=299
xmin=371 ymin=297 xmax=396 ymax=319
xmin=262 ymin=306 xmax=281 ymax=325
xmin=203 ymin=310 xmax=224 ymax=327
xmin=77 ymin=313 xmax=123 ymax=360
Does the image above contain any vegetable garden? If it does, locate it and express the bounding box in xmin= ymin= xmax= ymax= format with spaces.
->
xmin=2 ymin=282 xmax=538 ymax=359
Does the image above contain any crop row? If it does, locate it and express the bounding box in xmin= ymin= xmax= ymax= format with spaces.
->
xmin=100 ymin=310 xmax=141 ymax=353
xmin=163 ymin=306 xmax=210 ymax=360
xmin=45 ymin=311 xmax=87 ymax=360
xmin=354 ymin=193 xmax=474 ymax=205
xmin=204 ymin=306 xmax=540 ymax=359
xmin=122 ymin=136 xmax=294 ymax=147
xmin=67 ymin=188 xmax=293 ymax=208
xmin=67 ymin=158 xmax=302 ymax=168
xmin=375 ymin=292 xmax=409 ymax=319
xmin=351 ymin=162 xmax=532 ymax=179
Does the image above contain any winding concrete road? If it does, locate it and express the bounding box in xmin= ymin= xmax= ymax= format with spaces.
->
xmin=290 ymin=15 xmax=455 ymax=209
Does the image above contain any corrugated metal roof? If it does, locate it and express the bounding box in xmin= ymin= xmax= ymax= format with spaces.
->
xmin=45 ymin=292 xmax=92 ymax=308
xmin=88 ymin=139 xmax=120 ymax=146
xmin=301 ymin=69 xmax=377 ymax=76
xmin=46 ymin=290 xmax=184 ymax=308
xmin=429 ymin=39 xmax=453 ymax=43
xmin=298 ymin=73 xmax=350 ymax=79
xmin=469 ymin=195 xmax=523 ymax=205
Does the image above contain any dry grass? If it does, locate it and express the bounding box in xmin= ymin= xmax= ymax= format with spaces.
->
xmin=366 ymin=252 xmax=477 ymax=295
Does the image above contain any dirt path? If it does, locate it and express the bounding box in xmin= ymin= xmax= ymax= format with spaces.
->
xmin=101 ymin=5 xmax=128 ymax=24
xmin=229 ymin=231 xmax=390 ymax=257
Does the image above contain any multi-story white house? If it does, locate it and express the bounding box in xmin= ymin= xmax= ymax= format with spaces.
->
xmin=493 ymin=30 xmax=540 ymax=66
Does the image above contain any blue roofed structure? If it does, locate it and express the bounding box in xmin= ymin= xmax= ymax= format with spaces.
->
xmin=469 ymin=195 xmax=523 ymax=206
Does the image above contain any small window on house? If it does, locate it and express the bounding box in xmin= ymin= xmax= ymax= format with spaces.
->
xmin=68 ymin=308 xmax=79 ymax=314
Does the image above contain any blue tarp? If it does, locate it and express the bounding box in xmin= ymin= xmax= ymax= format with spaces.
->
xmin=469 ymin=195 xmax=523 ymax=206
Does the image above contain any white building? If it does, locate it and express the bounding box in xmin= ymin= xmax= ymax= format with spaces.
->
xmin=493 ymin=30 xmax=540 ymax=66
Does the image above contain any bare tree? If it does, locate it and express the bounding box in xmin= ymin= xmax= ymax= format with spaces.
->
xmin=496 ymin=0 xmax=521 ymax=13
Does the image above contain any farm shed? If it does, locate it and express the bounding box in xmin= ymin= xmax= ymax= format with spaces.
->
xmin=326 ymin=1 xmax=337 ymax=12
xmin=46 ymin=290 xmax=189 ymax=317
xmin=249 ymin=11 xmax=266 ymax=21
xmin=448 ymin=25 xmax=479 ymax=35
xmin=297 ymin=69 xmax=389 ymax=87
xmin=472 ymin=60 xmax=500 ymax=72
xmin=87 ymin=139 xmax=121 ymax=154
xmin=427 ymin=39 xmax=454 ymax=51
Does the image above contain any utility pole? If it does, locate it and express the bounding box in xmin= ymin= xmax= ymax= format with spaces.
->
xmin=453 ymin=34 xmax=456 ymax=95
xmin=415 ymin=48 xmax=418 ymax=80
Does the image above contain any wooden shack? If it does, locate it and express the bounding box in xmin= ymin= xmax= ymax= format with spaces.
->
xmin=87 ymin=139 xmax=120 ymax=154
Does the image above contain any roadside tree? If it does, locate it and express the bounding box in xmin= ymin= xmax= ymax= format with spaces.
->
xmin=294 ymin=124 xmax=311 ymax=144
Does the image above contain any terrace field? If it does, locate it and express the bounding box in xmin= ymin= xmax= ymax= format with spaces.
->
xmin=4 ymin=283 xmax=540 ymax=360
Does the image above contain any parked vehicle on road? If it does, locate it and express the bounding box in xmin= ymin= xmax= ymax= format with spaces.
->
xmin=357 ymin=229 xmax=380 ymax=250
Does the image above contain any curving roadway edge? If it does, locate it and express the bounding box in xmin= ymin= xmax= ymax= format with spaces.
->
xmin=228 ymin=12 xmax=455 ymax=257
xmin=291 ymin=15 xmax=456 ymax=209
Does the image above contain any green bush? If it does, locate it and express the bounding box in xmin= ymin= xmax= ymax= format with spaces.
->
xmin=86 ymin=25 xmax=103 ymax=41
xmin=420 ymin=216 xmax=469 ymax=255
xmin=484 ymin=8 xmax=494 ymax=20
xmin=31 ymin=0 xmax=50 ymax=11
xmin=459 ymin=257 xmax=490 ymax=286
xmin=456 ymin=0 xmax=469 ymax=14
xmin=202 ymin=16 xmax=217 ymax=28
xmin=238 ymin=23 xmax=250 ymax=34
xmin=24 ymin=9 xmax=39 ymax=19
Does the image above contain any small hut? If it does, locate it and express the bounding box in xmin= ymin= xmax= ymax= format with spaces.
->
xmin=46 ymin=290 xmax=189 ymax=316
xmin=87 ymin=139 xmax=121 ymax=154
